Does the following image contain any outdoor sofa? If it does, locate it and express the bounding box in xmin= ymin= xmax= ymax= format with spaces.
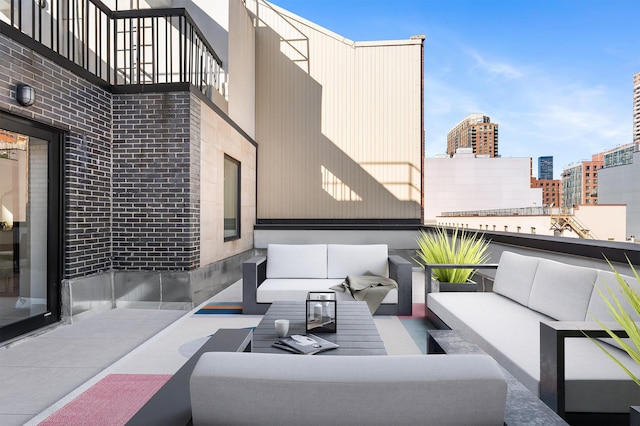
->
xmin=427 ymin=250 xmax=640 ymax=424
xmin=242 ymin=243 xmax=412 ymax=315
xmin=189 ymin=351 xmax=508 ymax=426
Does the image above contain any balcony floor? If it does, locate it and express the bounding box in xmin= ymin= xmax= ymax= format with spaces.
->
xmin=2 ymin=270 xmax=427 ymax=425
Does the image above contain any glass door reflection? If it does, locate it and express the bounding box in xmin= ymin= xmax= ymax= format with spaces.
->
xmin=0 ymin=129 xmax=48 ymax=328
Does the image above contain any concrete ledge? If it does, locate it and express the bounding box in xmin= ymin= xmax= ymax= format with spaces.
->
xmin=62 ymin=250 xmax=255 ymax=322
xmin=254 ymin=229 xmax=420 ymax=250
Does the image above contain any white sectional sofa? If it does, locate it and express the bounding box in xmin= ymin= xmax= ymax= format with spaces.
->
xmin=242 ymin=244 xmax=413 ymax=315
xmin=190 ymin=351 xmax=508 ymax=426
xmin=427 ymin=250 xmax=640 ymax=424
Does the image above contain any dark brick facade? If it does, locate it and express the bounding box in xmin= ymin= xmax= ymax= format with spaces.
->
xmin=0 ymin=33 xmax=112 ymax=280
xmin=1 ymin=32 xmax=203 ymax=279
xmin=112 ymin=92 xmax=200 ymax=271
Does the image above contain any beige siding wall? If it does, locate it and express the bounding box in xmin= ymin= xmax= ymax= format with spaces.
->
xmin=200 ymin=100 xmax=257 ymax=265
xmin=254 ymin=6 xmax=422 ymax=219
xmin=228 ymin=0 xmax=256 ymax=139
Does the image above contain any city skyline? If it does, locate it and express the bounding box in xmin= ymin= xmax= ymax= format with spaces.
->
xmin=270 ymin=0 xmax=640 ymax=179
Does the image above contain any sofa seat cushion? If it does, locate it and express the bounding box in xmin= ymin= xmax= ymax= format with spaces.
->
xmin=257 ymin=278 xmax=398 ymax=304
xmin=266 ymin=244 xmax=328 ymax=279
xmin=190 ymin=352 xmax=507 ymax=426
xmin=429 ymin=292 xmax=640 ymax=413
xmin=327 ymin=244 xmax=389 ymax=278
xmin=564 ymin=338 xmax=640 ymax=413
xmin=429 ymin=292 xmax=548 ymax=394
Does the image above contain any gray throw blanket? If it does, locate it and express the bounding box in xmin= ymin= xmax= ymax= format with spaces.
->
xmin=331 ymin=275 xmax=398 ymax=314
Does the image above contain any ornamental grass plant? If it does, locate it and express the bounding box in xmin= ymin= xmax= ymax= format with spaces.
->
xmin=415 ymin=226 xmax=490 ymax=283
xmin=591 ymin=258 xmax=640 ymax=385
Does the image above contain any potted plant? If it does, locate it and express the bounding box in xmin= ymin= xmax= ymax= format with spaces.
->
xmin=414 ymin=226 xmax=490 ymax=292
xmin=590 ymin=258 xmax=640 ymax=423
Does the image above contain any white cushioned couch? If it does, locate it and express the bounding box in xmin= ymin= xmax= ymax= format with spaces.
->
xmin=427 ymin=251 xmax=640 ymax=423
xmin=189 ymin=352 xmax=508 ymax=426
xmin=242 ymin=244 xmax=412 ymax=315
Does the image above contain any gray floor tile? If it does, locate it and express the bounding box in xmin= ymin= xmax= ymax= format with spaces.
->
xmin=0 ymin=308 xmax=186 ymax=424
xmin=0 ymin=366 xmax=98 ymax=414
xmin=0 ymin=413 xmax=34 ymax=426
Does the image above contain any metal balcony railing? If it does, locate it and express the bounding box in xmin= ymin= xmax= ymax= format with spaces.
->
xmin=0 ymin=0 xmax=226 ymax=98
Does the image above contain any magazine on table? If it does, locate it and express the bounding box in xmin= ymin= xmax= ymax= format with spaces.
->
xmin=272 ymin=334 xmax=339 ymax=355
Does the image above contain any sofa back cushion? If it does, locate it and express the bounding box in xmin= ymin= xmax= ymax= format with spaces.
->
xmin=327 ymin=244 xmax=389 ymax=278
xmin=493 ymin=251 xmax=540 ymax=306
xmin=266 ymin=244 xmax=328 ymax=279
xmin=588 ymin=270 xmax=640 ymax=322
xmin=190 ymin=352 xmax=507 ymax=426
xmin=527 ymin=259 xmax=597 ymax=320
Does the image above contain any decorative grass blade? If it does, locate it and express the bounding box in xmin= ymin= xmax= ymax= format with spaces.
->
xmin=587 ymin=256 xmax=640 ymax=385
xmin=414 ymin=226 xmax=490 ymax=283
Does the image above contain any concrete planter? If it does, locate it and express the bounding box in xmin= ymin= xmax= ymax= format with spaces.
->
xmin=433 ymin=280 xmax=478 ymax=292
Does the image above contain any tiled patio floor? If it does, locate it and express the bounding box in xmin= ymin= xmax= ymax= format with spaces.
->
xmin=2 ymin=269 xmax=427 ymax=425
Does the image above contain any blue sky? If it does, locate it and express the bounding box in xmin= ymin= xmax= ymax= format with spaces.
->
xmin=269 ymin=0 xmax=640 ymax=179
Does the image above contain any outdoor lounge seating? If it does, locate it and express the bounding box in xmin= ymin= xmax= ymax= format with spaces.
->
xmin=427 ymin=250 xmax=640 ymax=423
xmin=189 ymin=351 xmax=508 ymax=426
xmin=242 ymin=244 xmax=412 ymax=315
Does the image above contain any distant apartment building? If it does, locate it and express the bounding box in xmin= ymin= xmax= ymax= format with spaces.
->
xmin=531 ymin=177 xmax=561 ymax=208
xmin=599 ymin=150 xmax=640 ymax=239
xmin=603 ymin=142 xmax=640 ymax=168
xmin=424 ymin=152 xmax=541 ymax=222
xmin=438 ymin=204 xmax=626 ymax=241
xmin=561 ymin=154 xmax=604 ymax=207
xmin=538 ymin=156 xmax=554 ymax=180
xmin=598 ymin=73 xmax=640 ymax=239
xmin=446 ymin=113 xmax=499 ymax=157
xmin=634 ymin=72 xmax=640 ymax=143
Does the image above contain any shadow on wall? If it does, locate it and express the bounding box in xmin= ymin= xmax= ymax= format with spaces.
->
xmin=255 ymin=20 xmax=421 ymax=219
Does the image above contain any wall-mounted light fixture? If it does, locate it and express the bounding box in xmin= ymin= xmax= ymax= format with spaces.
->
xmin=16 ymin=84 xmax=36 ymax=107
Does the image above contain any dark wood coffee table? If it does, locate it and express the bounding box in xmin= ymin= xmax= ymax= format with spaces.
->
xmin=253 ymin=301 xmax=387 ymax=355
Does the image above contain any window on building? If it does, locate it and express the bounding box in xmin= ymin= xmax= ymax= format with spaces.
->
xmin=224 ymin=155 xmax=241 ymax=240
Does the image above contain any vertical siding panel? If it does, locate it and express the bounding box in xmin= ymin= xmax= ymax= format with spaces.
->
xmin=255 ymin=8 xmax=422 ymax=220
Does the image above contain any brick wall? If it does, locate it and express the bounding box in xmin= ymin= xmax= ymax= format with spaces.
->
xmin=0 ymin=33 xmax=112 ymax=280
xmin=112 ymin=92 xmax=200 ymax=270
xmin=1 ymin=33 xmax=204 ymax=277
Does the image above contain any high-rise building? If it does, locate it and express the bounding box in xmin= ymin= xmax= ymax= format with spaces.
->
xmin=538 ymin=156 xmax=554 ymax=180
xmin=634 ymin=72 xmax=640 ymax=143
xmin=446 ymin=113 xmax=499 ymax=157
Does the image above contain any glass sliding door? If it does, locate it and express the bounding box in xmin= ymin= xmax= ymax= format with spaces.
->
xmin=0 ymin=113 xmax=62 ymax=344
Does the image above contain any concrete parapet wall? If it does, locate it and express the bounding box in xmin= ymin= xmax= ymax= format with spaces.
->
xmin=254 ymin=229 xmax=421 ymax=250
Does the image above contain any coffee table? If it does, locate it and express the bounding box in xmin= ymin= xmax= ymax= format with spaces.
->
xmin=253 ymin=301 xmax=387 ymax=355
